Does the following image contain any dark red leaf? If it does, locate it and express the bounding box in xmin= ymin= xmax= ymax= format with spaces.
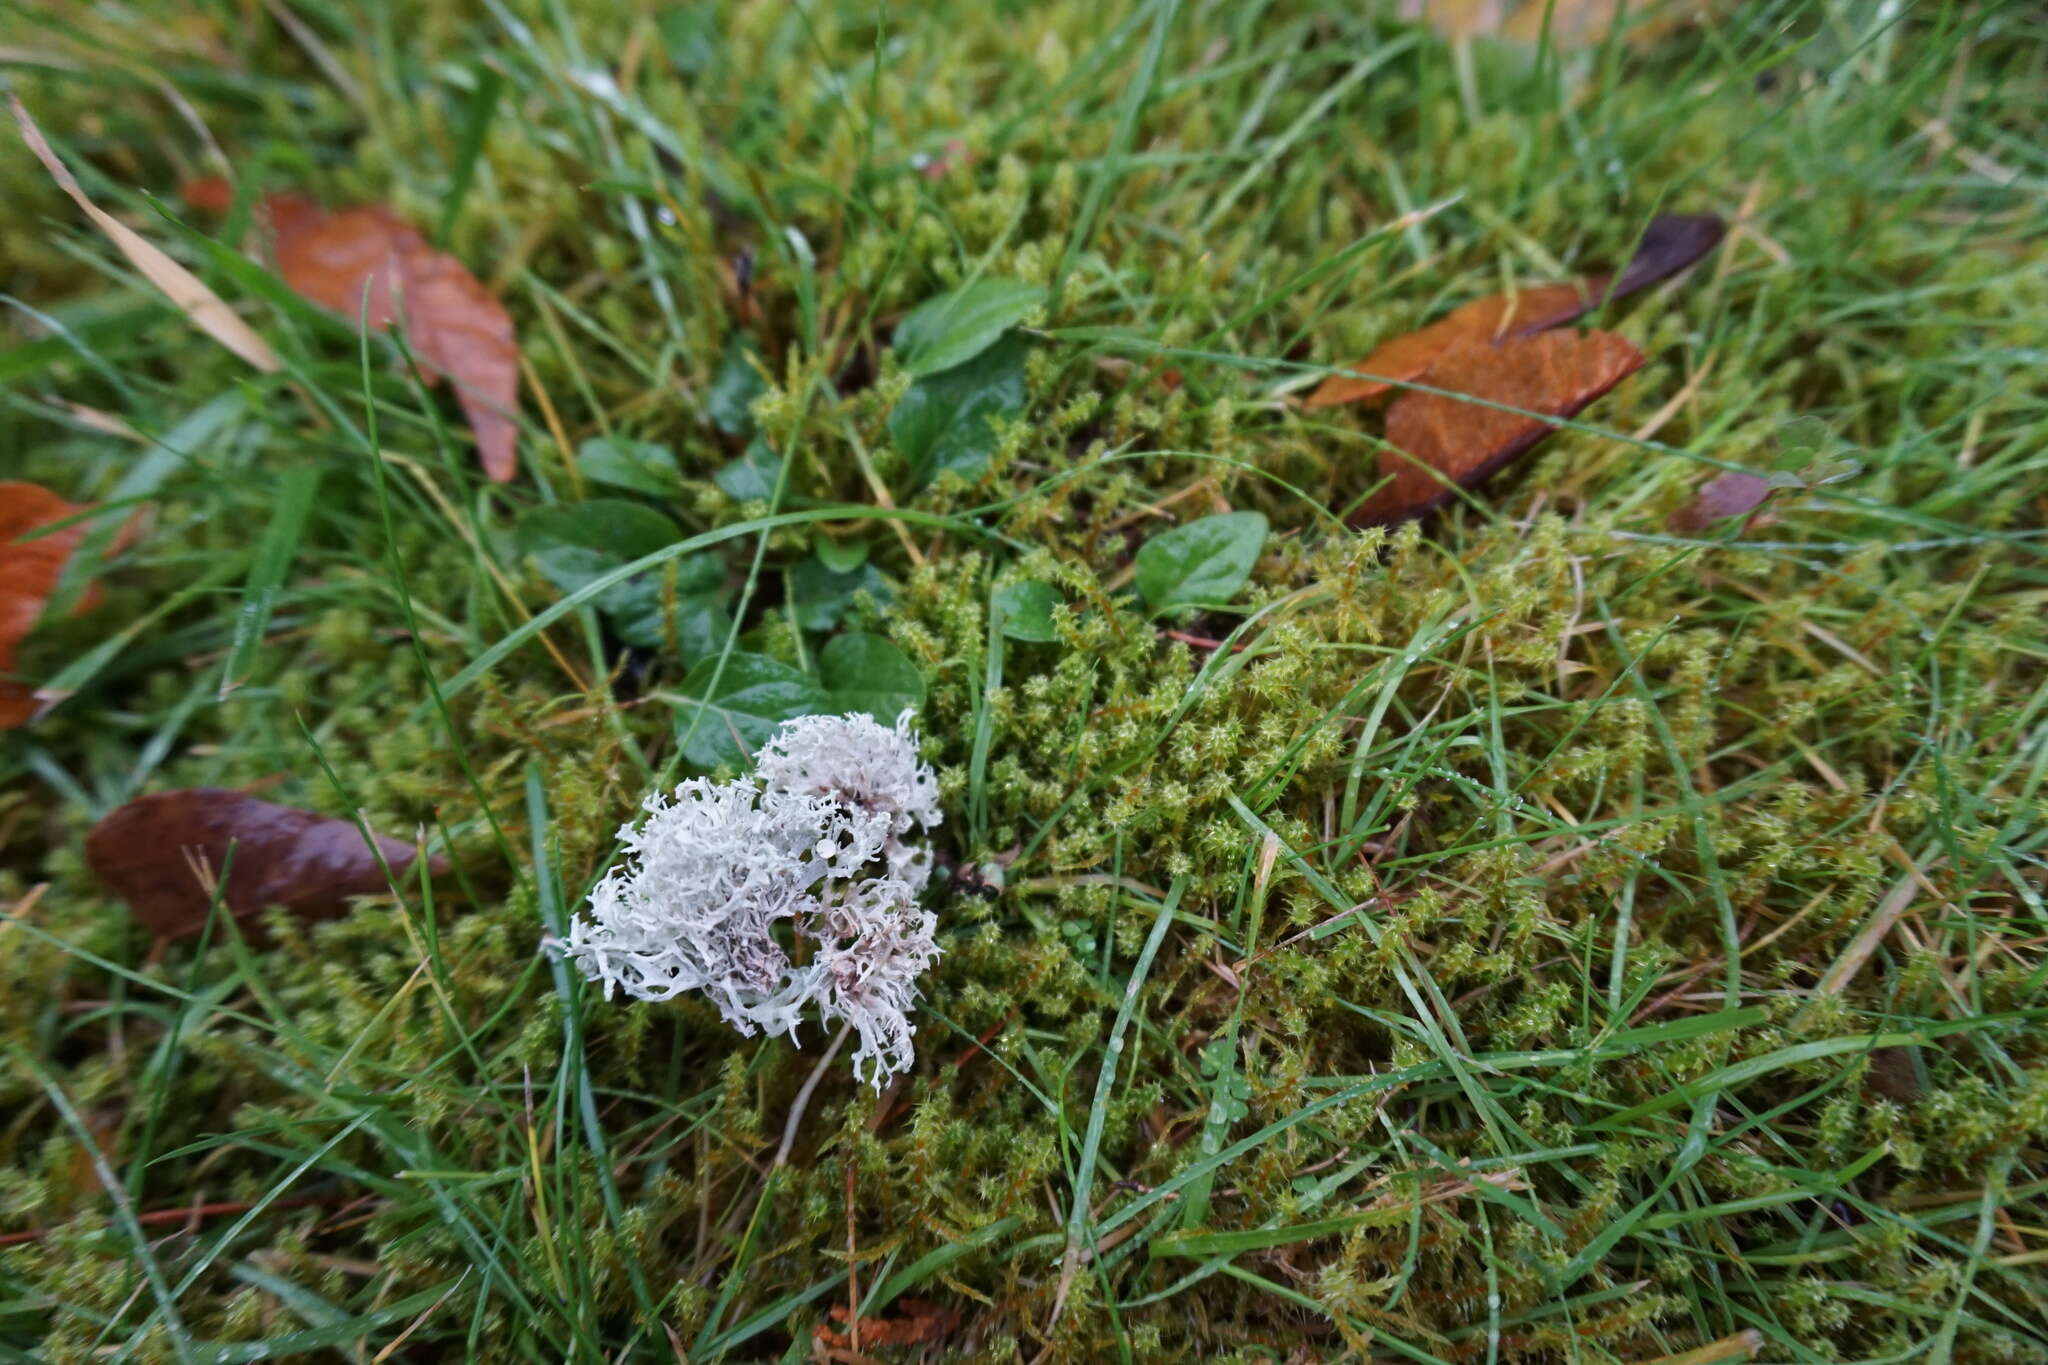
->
xmin=1607 ymin=213 xmax=1726 ymax=300
xmin=86 ymin=789 xmax=437 ymax=939
xmin=1668 ymin=470 xmax=1776 ymax=532
xmin=1354 ymin=330 xmax=1645 ymax=525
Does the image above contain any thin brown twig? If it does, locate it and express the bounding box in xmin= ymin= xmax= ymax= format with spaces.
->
xmin=0 ymin=1194 xmax=350 ymax=1248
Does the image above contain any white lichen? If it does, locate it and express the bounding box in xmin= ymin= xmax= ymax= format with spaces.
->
xmin=550 ymin=711 xmax=943 ymax=1087
xmin=755 ymin=709 xmax=942 ymax=888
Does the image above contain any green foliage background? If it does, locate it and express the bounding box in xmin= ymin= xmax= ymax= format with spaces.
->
xmin=2 ymin=1 xmax=2046 ymax=1361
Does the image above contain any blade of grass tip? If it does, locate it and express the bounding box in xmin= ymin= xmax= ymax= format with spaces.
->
xmin=357 ymin=309 xmax=526 ymax=878
xmin=693 ymin=1160 xmax=784 ymax=1356
xmin=1050 ymin=0 xmax=1180 ymax=311
xmin=438 ymin=64 xmax=505 ymax=245
xmin=524 ymin=766 xmax=660 ymax=1325
xmin=124 ymin=842 xmax=240 ymax=1200
xmin=1047 ymin=877 xmax=1185 ymax=1331
xmin=9 ymin=95 xmax=280 ymax=372
xmin=968 ymin=582 xmax=1005 ymax=847
xmin=1598 ymin=603 xmax=1742 ymax=1015
xmin=12 ymin=1049 xmax=196 ymax=1365
xmin=1179 ymin=840 xmax=1267 ymax=1230
xmin=220 ymin=466 xmax=319 ymax=699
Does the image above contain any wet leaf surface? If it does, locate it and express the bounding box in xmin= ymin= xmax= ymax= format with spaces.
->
xmin=994 ymin=580 xmax=1062 ymax=643
xmin=708 ymin=332 xmax=766 ymax=437
xmin=672 ymin=653 xmax=829 ymax=769
xmin=1358 ymin=330 xmax=1645 ymax=525
xmin=1 ymin=482 xmax=110 ymax=729
xmin=713 ymin=439 xmax=782 ymax=502
xmin=893 ymin=278 xmax=1042 ymax=377
xmin=85 ymin=789 xmax=433 ymax=939
xmin=1134 ymin=511 xmax=1269 ymax=613
xmin=1308 ymin=213 xmax=1721 ymax=409
xmin=819 ymin=632 xmax=926 ymax=723
xmin=577 ymin=437 xmax=681 ymax=498
xmin=1307 ymin=281 xmax=1600 ymax=409
xmin=1668 ymin=470 xmax=1778 ymax=532
xmin=788 ymin=555 xmax=892 ymax=633
xmin=186 ymin=180 xmax=520 ymax=480
xmin=888 ymin=331 xmax=1030 ymax=488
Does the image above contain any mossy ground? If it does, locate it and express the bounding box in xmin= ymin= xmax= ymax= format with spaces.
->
xmin=4 ymin=1 xmax=2048 ymax=1361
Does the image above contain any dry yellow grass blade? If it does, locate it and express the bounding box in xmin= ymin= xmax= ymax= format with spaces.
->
xmin=1398 ymin=0 xmax=1705 ymax=48
xmin=1634 ymin=1330 xmax=1765 ymax=1365
xmin=9 ymin=94 xmax=281 ymax=374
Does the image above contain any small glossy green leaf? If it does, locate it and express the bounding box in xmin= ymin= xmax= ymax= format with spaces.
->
xmin=578 ymin=437 xmax=680 ymax=497
xmin=659 ymin=7 xmax=719 ymax=75
xmin=1134 ymin=511 xmax=1268 ymax=612
xmin=709 ymin=333 xmax=765 ymax=437
xmin=820 ymin=633 xmax=925 ymax=722
xmin=606 ymin=554 xmax=728 ymax=655
xmin=517 ymin=500 xmax=681 ymax=619
xmin=814 ymin=536 xmax=869 ymax=574
xmin=994 ymin=580 xmax=1061 ymax=643
xmin=789 ymin=556 xmax=890 ymax=632
xmin=894 ymin=278 xmax=1043 ymax=377
xmin=713 ymin=439 xmax=781 ymax=502
xmin=672 ymin=653 xmax=829 ymax=769
xmin=889 ymin=331 xmax=1028 ymax=488
xmin=1773 ymin=415 xmax=1833 ymax=469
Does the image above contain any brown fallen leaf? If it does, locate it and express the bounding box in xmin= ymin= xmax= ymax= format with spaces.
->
xmin=184 ymin=178 xmax=520 ymax=481
xmin=813 ymin=1297 xmax=960 ymax=1355
xmin=1307 ymin=213 xmax=1722 ymax=409
xmin=1 ymin=482 xmax=116 ymax=729
xmin=1355 ymin=330 xmax=1645 ymax=525
xmin=86 ymin=789 xmax=439 ymax=939
xmin=1308 ymin=281 xmax=1600 ymax=409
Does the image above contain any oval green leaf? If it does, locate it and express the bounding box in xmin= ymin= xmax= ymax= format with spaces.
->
xmin=714 ymin=439 xmax=782 ymax=502
xmin=820 ymin=633 xmax=926 ymax=723
xmin=894 ymin=278 xmax=1043 ymax=378
xmin=1134 ymin=511 xmax=1268 ymax=613
xmin=994 ymin=579 xmax=1061 ymax=643
xmin=888 ymin=331 xmax=1028 ymax=489
xmin=672 ymin=652 xmax=829 ymax=770
xmin=577 ymin=437 xmax=680 ymax=497
xmin=789 ymin=555 xmax=891 ymax=633
xmin=709 ymin=333 xmax=765 ymax=438
xmin=517 ymin=500 xmax=682 ymax=619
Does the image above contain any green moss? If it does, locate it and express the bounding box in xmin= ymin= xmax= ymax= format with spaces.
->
xmin=4 ymin=1 xmax=2047 ymax=1361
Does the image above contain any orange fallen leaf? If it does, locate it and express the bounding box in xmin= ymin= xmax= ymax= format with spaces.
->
xmin=85 ymin=788 xmax=441 ymax=940
xmin=1307 ymin=213 xmax=1722 ymax=409
xmin=185 ymin=178 xmax=520 ymax=481
xmin=1308 ymin=281 xmax=1600 ymax=408
xmin=1 ymin=482 xmax=114 ymax=729
xmin=1354 ymin=330 xmax=1645 ymax=525
xmin=813 ymin=1297 xmax=960 ymax=1355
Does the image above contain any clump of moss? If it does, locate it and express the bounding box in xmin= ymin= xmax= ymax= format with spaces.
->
xmin=5 ymin=2 xmax=2047 ymax=1361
